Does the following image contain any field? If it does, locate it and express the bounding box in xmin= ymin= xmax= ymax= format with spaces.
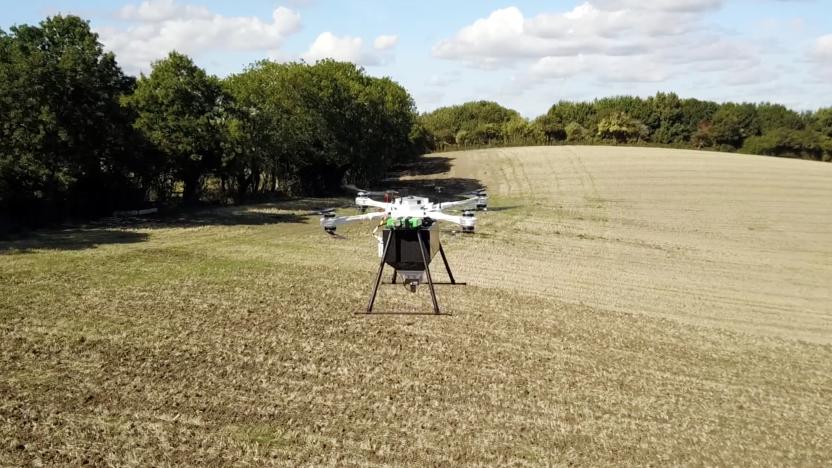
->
xmin=2 ymin=146 xmax=831 ymax=465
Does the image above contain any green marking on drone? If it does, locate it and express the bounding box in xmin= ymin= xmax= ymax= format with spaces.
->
xmin=385 ymin=217 xmax=424 ymax=229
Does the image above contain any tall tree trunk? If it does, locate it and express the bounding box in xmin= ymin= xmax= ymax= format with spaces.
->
xmin=182 ymin=176 xmax=200 ymax=204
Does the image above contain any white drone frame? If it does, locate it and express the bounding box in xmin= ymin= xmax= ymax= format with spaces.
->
xmin=320 ymin=191 xmax=486 ymax=233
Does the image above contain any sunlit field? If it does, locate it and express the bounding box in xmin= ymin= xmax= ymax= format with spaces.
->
xmin=2 ymin=146 xmax=831 ymax=465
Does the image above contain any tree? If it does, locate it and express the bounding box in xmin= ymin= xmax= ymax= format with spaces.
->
xmin=547 ymin=101 xmax=596 ymax=130
xmin=756 ymin=103 xmax=804 ymax=133
xmin=421 ymin=101 xmax=520 ymax=145
xmin=225 ymin=60 xmax=421 ymax=195
xmin=812 ymin=108 xmax=832 ymax=138
xmin=691 ymin=121 xmax=715 ymax=149
xmin=565 ymin=122 xmax=589 ymax=143
xmin=710 ymin=103 xmax=760 ymax=150
xmin=0 ymin=15 xmax=139 ymax=223
xmin=741 ymin=128 xmax=824 ymax=160
xmin=648 ymin=92 xmax=688 ymax=144
xmin=597 ymin=112 xmax=645 ymax=143
xmin=531 ymin=114 xmax=565 ymax=142
xmin=125 ymin=52 xmax=226 ymax=203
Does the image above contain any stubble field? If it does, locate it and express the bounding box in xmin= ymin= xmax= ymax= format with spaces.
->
xmin=1 ymin=146 xmax=831 ymax=465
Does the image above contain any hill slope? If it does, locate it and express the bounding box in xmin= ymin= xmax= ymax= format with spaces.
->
xmin=1 ymin=147 xmax=831 ymax=465
xmin=422 ymin=146 xmax=832 ymax=343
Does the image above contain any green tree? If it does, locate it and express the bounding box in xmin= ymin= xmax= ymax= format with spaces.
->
xmin=648 ymin=92 xmax=689 ymax=144
xmin=0 ymin=15 xmax=139 ymax=223
xmin=547 ymin=101 xmax=596 ymax=130
xmin=531 ymin=114 xmax=566 ymax=142
xmin=597 ymin=112 xmax=645 ymax=143
xmin=565 ymin=122 xmax=589 ymax=143
xmin=710 ymin=103 xmax=761 ymax=150
xmin=812 ymin=108 xmax=832 ymax=138
xmin=421 ymin=101 xmax=520 ymax=146
xmin=741 ymin=128 xmax=825 ymax=160
xmin=226 ymin=60 xmax=420 ymax=195
xmin=125 ymin=52 xmax=226 ymax=203
xmin=756 ymin=103 xmax=804 ymax=132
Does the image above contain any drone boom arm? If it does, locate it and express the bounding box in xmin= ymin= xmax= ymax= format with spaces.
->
xmin=430 ymin=211 xmax=476 ymax=231
xmin=437 ymin=197 xmax=478 ymax=211
xmin=321 ymin=210 xmax=386 ymax=231
xmin=356 ymin=196 xmax=389 ymax=210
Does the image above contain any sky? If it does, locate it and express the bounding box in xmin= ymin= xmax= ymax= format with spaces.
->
xmin=2 ymin=0 xmax=831 ymax=116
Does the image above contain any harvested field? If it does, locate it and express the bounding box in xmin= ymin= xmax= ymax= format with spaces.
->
xmin=2 ymin=146 xmax=831 ymax=465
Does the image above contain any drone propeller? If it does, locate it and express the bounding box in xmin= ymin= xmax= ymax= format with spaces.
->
xmin=465 ymin=189 xmax=488 ymax=211
xmin=343 ymin=184 xmax=387 ymax=197
xmin=305 ymin=207 xmax=337 ymax=216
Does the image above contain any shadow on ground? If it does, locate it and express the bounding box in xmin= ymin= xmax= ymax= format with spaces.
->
xmin=134 ymin=208 xmax=308 ymax=229
xmin=0 ymin=202 xmax=322 ymax=253
xmin=389 ymin=156 xmax=453 ymax=177
xmin=0 ymin=229 xmax=149 ymax=254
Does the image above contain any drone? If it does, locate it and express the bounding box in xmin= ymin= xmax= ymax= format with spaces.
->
xmin=320 ymin=186 xmax=488 ymax=314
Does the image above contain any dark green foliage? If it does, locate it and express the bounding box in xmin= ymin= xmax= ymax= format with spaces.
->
xmin=710 ymin=103 xmax=761 ymax=149
xmin=756 ymin=103 xmax=805 ymax=132
xmin=124 ymin=52 xmax=226 ymax=203
xmin=420 ymin=101 xmax=520 ymax=149
xmin=547 ymin=101 xmax=596 ymax=130
xmin=1 ymin=14 xmax=423 ymax=225
xmin=422 ymin=94 xmax=831 ymax=163
xmin=0 ymin=16 xmax=141 ymax=225
xmin=565 ymin=122 xmax=589 ymax=143
xmin=224 ymin=60 xmax=420 ymax=195
xmin=741 ymin=129 xmax=826 ymax=161
xmin=812 ymin=108 xmax=832 ymax=138
xmin=532 ymin=114 xmax=566 ymax=142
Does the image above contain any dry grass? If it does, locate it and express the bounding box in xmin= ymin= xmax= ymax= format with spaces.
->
xmin=2 ymin=147 xmax=831 ymax=466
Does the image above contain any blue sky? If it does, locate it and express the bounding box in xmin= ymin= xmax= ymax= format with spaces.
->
xmin=2 ymin=0 xmax=831 ymax=116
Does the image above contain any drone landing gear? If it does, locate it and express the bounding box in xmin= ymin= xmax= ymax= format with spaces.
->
xmin=362 ymin=232 xmax=464 ymax=315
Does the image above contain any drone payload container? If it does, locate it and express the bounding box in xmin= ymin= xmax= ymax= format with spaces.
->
xmin=381 ymin=221 xmax=440 ymax=290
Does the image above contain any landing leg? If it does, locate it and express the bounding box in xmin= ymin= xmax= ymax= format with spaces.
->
xmin=438 ymin=242 xmax=456 ymax=285
xmin=417 ymin=230 xmax=440 ymax=314
xmin=366 ymin=235 xmax=392 ymax=314
xmin=391 ymin=269 xmax=398 ymax=284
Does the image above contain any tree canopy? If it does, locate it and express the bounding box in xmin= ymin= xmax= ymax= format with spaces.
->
xmin=1 ymin=15 xmax=425 ymax=227
xmin=421 ymin=94 xmax=832 ymax=163
xmin=0 ymin=15 xmax=139 ymax=224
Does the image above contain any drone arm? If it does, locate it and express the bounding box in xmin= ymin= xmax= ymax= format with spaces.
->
xmin=321 ymin=211 xmax=386 ymax=230
xmin=430 ymin=211 xmax=476 ymax=231
xmin=437 ymin=197 xmax=477 ymax=210
xmin=356 ymin=196 xmax=388 ymax=210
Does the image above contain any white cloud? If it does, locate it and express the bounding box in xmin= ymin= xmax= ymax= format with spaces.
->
xmin=302 ymin=32 xmax=395 ymax=66
xmin=373 ymin=35 xmax=399 ymax=51
xmin=100 ymin=1 xmax=301 ymax=74
xmin=117 ymin=0 xmax=211 ymax=22
xmin=809 ymin=34 xmax=832 ymax=83
xmin=302 ymin=32 xmax=369 ymax=63
xmin=813 ymin=34 xmax=832 ymax=60
xmin=591 ymin=0 xmax=724 ymax=12
xmin=433 ymin=2 xmax=759 ymax=86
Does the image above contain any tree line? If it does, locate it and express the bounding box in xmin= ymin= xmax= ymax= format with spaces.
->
xmin=0 ymin=15 xmax=427 ymax=227
xmin=421 ymin=97 xmax=832 ymax=162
